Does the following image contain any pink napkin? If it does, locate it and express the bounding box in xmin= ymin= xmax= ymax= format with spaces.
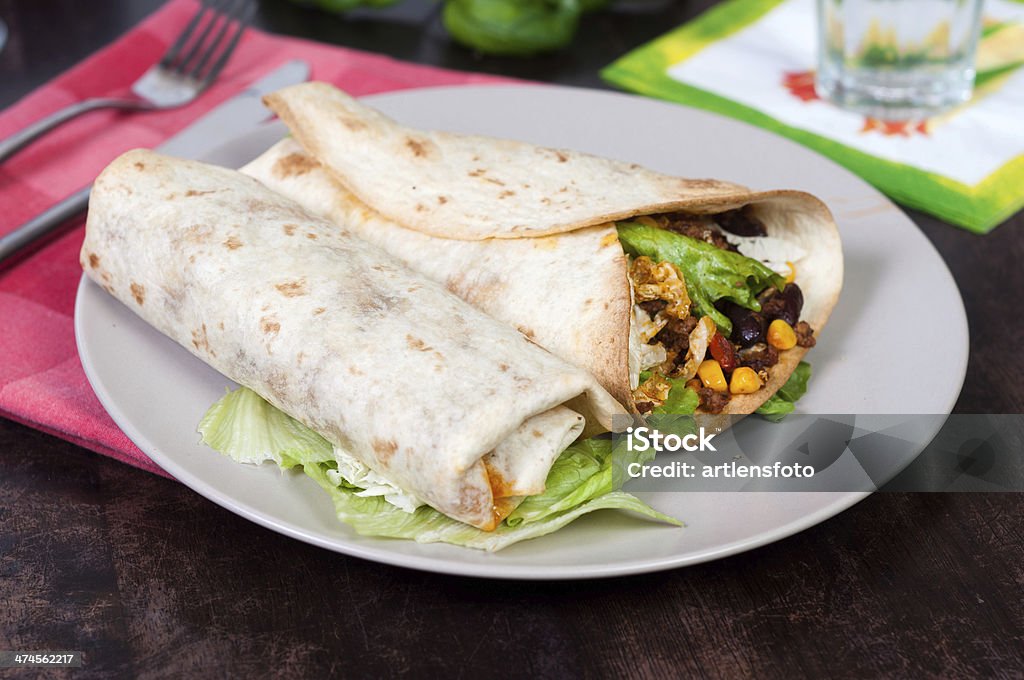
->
xmin=0 ymin=0 xmax=507 ymax=476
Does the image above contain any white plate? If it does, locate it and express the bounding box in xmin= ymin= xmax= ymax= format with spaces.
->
xmin=75 ymin=84 xmax=968 ymax=579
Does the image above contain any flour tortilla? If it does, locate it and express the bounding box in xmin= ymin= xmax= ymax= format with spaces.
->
xmin=264 ymin=82 xmax=750 ymax=240
xmin=81 ymin=150 xmax=626 ymax=530
xmin=243 ymin=131 xmax=842 ymax=416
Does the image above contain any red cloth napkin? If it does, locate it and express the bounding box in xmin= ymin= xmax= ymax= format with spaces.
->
xmin=0 ymin=0 xmax=507 ymax=477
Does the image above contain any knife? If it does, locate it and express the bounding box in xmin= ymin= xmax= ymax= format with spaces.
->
xmin=0 ymin=59 xmax=310 ymax=264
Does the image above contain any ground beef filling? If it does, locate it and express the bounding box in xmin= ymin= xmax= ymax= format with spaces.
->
xmin=655 ymin=316 xmax=699 ymax=359
xmin=629 ymin=210 xmax=817 ymax=415
xmin=663 ymin=213 xmax=738 ymax=251
xmin=697 ymin=388 xmax=730 ymax=414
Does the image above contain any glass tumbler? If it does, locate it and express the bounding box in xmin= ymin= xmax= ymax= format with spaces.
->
xmin=816 ymin=0 xmax=985 ymax=119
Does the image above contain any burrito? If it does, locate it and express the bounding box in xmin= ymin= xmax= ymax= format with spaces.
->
xmin=81 ymin=150 xmax=677 ymax=551
xmin=243 ymin=83 xmax=843 ymax=420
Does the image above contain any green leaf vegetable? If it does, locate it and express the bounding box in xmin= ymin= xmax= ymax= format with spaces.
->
xmin=290 ymin=0 xmax=399 ymax=12
xmin=616 ymin=222 xmax=785 ymax=336
xmin=755 ymin=361 xmax=812 ymax=422
xmin=442 ymin=0 xmax=584 ymax=56
xmin=199 ymin=387 xmax=680 ymax=551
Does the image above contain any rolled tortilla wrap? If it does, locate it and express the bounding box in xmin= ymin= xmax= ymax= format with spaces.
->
xmin=81 ymin=149 xmax=626 ymax=530
xmin=243 ymin=122 xmax=842 ymax=417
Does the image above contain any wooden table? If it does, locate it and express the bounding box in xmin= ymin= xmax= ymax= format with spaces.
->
xmin=2 ymin=1 xmax=1022 ymax=676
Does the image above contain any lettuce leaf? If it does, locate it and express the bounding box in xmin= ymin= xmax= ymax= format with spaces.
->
xmin=655 ymin=381 xmax=700 ymax=416
xmin=198 ymin=388 xmax=680 ymax=551
xmin=616 ymin=222 xmax=785 ymax=335
xmin=755 ymin=361 xmax=812 ymax=422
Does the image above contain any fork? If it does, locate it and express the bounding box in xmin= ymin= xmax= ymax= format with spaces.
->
xmin=0 ymin=0 xmax=254 ymax=164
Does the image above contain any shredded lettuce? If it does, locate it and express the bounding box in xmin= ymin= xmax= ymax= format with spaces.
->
xmin=198 ymin=388 xmax=681 ymax=551
xmin=755 ymin=361 xmax=812 ymax=422
xmin=616 ymin=222 xmax=785 ymax=335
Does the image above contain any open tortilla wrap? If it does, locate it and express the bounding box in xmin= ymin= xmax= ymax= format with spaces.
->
xmin=81 ymin=149 xmax=626 ymax=531
xmin=245 ymin=83 xmax=843 ymax=416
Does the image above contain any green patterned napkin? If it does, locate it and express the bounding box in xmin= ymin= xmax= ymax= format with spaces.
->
xmin=603 ymin=0 xmax=1024 ymax=233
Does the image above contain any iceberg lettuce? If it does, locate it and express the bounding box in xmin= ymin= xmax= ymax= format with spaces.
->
xmin=198 ymin=388 xmax=681 ymax=551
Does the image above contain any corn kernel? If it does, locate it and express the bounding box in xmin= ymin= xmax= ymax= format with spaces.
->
xmin=697 ymin=359 xmax=728 ymax=392
xmin=634 ymin=215 xmax=660 ymax=229
xmin=767 ymin=319 xmax=797 ymax=350
xmin=685 ymin=378 xmax=702 ymax=392
xmin=729 ymin=367 xmax=762 ymax=394
xmin=785 ymin=261 xmax=797 ymax=284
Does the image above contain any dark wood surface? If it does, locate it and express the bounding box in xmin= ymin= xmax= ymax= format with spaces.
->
xmin=1 ymin=1 xmax=1022 ymax=677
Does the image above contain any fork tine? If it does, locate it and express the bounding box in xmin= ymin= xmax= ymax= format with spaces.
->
xmin=193 ymin=0 xmax=255 ymax=88
xmin=185 ymin=0 xmax=251 ymax=81
xmin=167 ymin=0 xmax=233 ymax=74
xmin=159 ymin=0 xmax=217 ymax=69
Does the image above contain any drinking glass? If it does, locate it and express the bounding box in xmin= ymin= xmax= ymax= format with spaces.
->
xmin=815 ymin=0 xmax=985 ymax=119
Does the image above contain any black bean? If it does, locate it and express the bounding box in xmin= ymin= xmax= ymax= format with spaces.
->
xmin=719 ymin=301 xmax=766 ymax=348
xmin=776 ymin=284 xmax=804 ymax=325
xmin=759 ymin=283 xmax=803 ymax=326
xmin=713 ymin=206 xmax=767 ymax=237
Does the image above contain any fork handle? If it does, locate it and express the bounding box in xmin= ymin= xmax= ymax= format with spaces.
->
xmin=0 ymin=185 xmax=91 ymax=265
xmin=0 ymin=98 xmax=139 ymax=164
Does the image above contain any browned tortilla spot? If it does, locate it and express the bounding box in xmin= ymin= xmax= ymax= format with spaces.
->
xmin=260 ymin=316 xmax=280 ymax=335
xmin=130 ymin=282 xmax=145 ymax=305
xmin=340 ymin=116 xmax=367 ymax=131
xmin=273 ymin=153 xmax=318 ymax=179
xmin=296 ymin=351 xmax=305 ymax=366
xmin=185 ymin=224 xmax=214 ymax=244
xmin=87 ymin=253 xmax=100 ymax=269
xmin=405 ymin=137 xmax=429 ymax=158
xmin=517 ymin=326 xmax=535 ymax=339
xmin=313 ymin=307 xmax=326 ymax=315
xmin=498 ymin=190 xmax=515 ymax=199
xmin=406 ymin=334 xmax=433 ymax=352
xmin=415 ymin=203 xmax=426 ymax=212
xmin=134 ymin=162 xmax=145 ymax=170
xmin=483 ymin=177 xmax=506 ymax=186
xmin=185 ymin=189 xmax=215 ymax=197
xmin=498 ymin=363 xmax=509 ymax=372
xmin=372 ymin=438 xmax=398 ymax=463
xmin=348 ymin=365 xmax=363 ymax=375
xmin=437 ymin=195 xmax=448 ymax=204
xmin=283 ymin=224 xmax=297 ymax=236
xmin=224 ymin=235 xmax=243 ymax=250
xmin=191 ymin=324 xmax=211 ymax=353
xmin=683 ymin=178 xmax=726 ymax=190
xmin=468 ymin=168 xmax=485 ymax=178
xmin=275 ymin=278 xmax=308 ymax=297
xmin=532 ymin=430 xmax=543 ymax=438
xmin=555 ymin=151 xmax=568 ymax=163
xmin=305 ymin=232 xmax=317 ymax=240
